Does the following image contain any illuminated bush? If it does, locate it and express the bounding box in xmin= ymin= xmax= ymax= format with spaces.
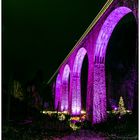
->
xmin=11 ymin=80 xmax=24 ymax=101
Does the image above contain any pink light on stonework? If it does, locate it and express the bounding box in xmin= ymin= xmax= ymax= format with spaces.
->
xmin=62 ymin=64 xmax=70 ymax=81
xmin=95 ymin=7 xmax=132 ymax=60
xmin=73 ymin=48 xmax=87 ymax=76
xmin=61 ymin=64 xmax=70 ymax=111
xmin=93 ymin=7 xmax=132 ymax=124
xmin=55 ymin=74 xmax=61 ymax=110
xmin=72 ymin=48 xmax=87 ymax=115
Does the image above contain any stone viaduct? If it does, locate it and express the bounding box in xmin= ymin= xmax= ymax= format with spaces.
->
xmin=47 ymin=0 xmax=138 ymax=124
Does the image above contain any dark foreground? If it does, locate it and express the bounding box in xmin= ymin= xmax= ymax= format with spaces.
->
xmin=2 ymin=112 xmax=138 ymax=140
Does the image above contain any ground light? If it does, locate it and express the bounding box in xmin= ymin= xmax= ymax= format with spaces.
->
xmin=108 ymin=96 xmax=133 ymax=117
xmin=40 ymin=110 xmax=87 ymax=130
xmin=40 ymin=108 xmax=132 ymax=131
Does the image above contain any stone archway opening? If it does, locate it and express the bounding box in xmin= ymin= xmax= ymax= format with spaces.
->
xmin=81 ymin=54 xmax=88 ymax=112
xmin=105 ymin=12 xmax=137 ymax=111
xmin=93 ymin=6 xmax=136 ymax=124
xmin=61 ymin=64 xmax=70 ymax=111
xmin=71 ymin=47 xmax=88 ymax=115
xmin=55 ymin=74 xmax=61 ymax=111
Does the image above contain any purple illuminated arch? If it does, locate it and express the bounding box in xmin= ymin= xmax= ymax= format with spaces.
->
xmin=61 ymin=64 xmax=70 ymax=111
xmin=93 ymin=7 xmax=133 ymax=124
xmin=55 ymin=74 xmax=61 ymax=110
xmin=95 ymin=7 xmax=132 ymax=61
xmin=72 ymin=47 xmax=87 ymax=115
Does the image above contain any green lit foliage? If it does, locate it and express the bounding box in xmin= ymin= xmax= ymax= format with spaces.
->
xmin=118 ymin=96 xmax=126 ymax=116
xmin=11 ymin=80 xmax=24 ymax=101
xmin=111 ymin=96 xmax=133 ymax=117
xmin=40 ymin=110 xmax=82 ymax=131
xmin=69 ymin=122 xmax=81 ymax=131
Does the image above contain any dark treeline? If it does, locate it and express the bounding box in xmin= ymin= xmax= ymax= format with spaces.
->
xmin=2 ymin=69 xmax=53 ymax=123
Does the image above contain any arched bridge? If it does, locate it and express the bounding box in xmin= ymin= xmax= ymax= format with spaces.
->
xmin=47 ymin=0 xmax=138 ymax=124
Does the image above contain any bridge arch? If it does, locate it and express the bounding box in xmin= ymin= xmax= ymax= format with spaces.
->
xmin=61 ymin=64 xmax=70 ymax=111
xmin=94 ymin=6 xmax=132 ymax=61
xmin=55 ymin=74 xmax=61 ymax=110
xmin=93 ymin=6 xmax=135 ymax=124
xmin=71 ymin=47 xmax=88 ymax=115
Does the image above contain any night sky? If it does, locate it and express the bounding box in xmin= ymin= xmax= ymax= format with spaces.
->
xmin=3 ymin=0 xmax=106 ymax=84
